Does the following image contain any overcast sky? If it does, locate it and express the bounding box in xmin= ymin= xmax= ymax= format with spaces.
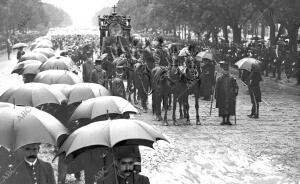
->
xmin=42 ymin=0 xmax=118 ymax=27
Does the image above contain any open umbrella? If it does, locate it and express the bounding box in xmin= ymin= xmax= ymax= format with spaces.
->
xmin=68 ymin=96 xmax=137 ymax=123
xmin=30 ymin=40 xmax=53 ymax=51
xmin=0 ymin=102 xmax=14 ymax=108
xmin=19 ymin=62 xmax=41 ymax=75
xmin=196 ymin=51 xmax=214 ymax=61
xmin=0 ymin=83 xmax=66 ymax=107
xmin=59 ymin=119 xmax=167 ymax=156
xmin=50 ymin=84 xmax=72 ymax=98
xmin=12 ymin=43 xmax=28 ymax=49
xmin=19 ymin=52 xmax=48 ymax=63
xmin=33 ymin=70 xmax=82 ymax=85
xmin=68 ymin=83 xmax=110 ymax=105
xmin=11 ymin=60 xmax=42 ymax=74
xmin=40 ymin=56 xmax=72 ymax=71
xmin=0 ymin=106 xmax=68 ymax=151
xmin=32 ymin=48 xmax=55 ymax=58
xmin=235 ymin=57 xmax=261 ymax=71
xmin=36 ymin=42 xmax=53 ymax=49
xmin=178 ymin=46 xmax=190 ymax=57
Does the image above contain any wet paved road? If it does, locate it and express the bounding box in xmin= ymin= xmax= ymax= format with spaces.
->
xmin=1 ymin=51 xmax=299 ymax=184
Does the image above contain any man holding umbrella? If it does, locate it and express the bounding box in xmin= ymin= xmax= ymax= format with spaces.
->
xmin=98 ymin=146 xmax=150 ymax=184
xmin=5 ymin=143 xmax=56 ymax=184
xmin=215 ymin=61 xmax=239 ymax=125
xmin=17 ymin=47 xmax=26 ymax=62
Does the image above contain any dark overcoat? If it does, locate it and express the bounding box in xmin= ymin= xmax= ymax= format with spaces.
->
xmin=248 ymin=71 xmax=262 ymax=103
xmin=215 ymin=74 xmax=239 ymax=116
xmin=6 ymin=159 xmax=55 ymax=184
xmin=200 ymin=62 xmax=215 ymax=98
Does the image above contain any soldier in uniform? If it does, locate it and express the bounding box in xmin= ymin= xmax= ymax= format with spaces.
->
xmin=152 ymin=36 xmax=170 ymax=67
xmin=6 ymin=143 xmax=55 ymax=184
xmin=215 ymin=61 xmax=239 ymax=125
xmin=91 ymin=57 xmax=108 ymax=89
xmin=247 ymin=65 xmax=262 ymax=119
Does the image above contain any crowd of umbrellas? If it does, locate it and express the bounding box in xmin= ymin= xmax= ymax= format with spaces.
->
xmin=0 ymin=37 xmax=168 ymax=183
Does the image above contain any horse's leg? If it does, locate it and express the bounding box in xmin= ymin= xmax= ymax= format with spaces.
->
xmin=195 ymin=93 xmax=201 ymax=125
xmin=152 ymin=92 xmax=156 ymax=115
xmin=141 ymin=92 xmax=148 ymax=113
xmin=163 ymin=94 xmax=169 ymax=126
xmin=133 ymin=86 xmax=138 ymax=104
xmin=185 ymin=98 xmax=191 ymax=125
xmin=179 ymin=102 xmax=184 ymax=119
xmin=168 ymin=94 xmax=172 ymax=110
xmin=157 ymin=94 xmax=163 ymax=122
xmin=172 ymin=94 xmax=178 ymax=125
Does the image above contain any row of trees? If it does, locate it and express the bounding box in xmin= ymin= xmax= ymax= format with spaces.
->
xmin=0 ymin=0 xmax=72 ymax=37
xmin=115 ymin=0 xmax=300 ymax=59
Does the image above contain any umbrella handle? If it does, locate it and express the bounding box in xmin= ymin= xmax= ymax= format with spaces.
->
xmin=111 ymin=147 xmax=119 ymax=184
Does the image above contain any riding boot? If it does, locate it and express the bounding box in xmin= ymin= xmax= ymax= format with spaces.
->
xmin=248 ymin=103 xmax=255 ymax=117
xmin=252 ymin=104 xmax=259 ymax=118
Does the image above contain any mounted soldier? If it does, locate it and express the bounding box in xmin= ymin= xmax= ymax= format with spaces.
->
xmin=152 ymin=36 xmax=170 ymax=67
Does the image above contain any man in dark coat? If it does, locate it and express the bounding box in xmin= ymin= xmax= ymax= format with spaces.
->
xmin=5 ymin=143 xmax=56 ymax=184
xmin=200 ymin=58 xmax=215 ymax=100
xmin=0 ymin=146 xmax=21 ymax=184
xmin=152 ymin=36 xmax=170 ymax=67
xmin=215 ymin=62 xmax=239 ymax=125
xmin=97 ymin=146 xmax=148 ymax=184
xmin=17 ymin=47 xmax=25 ymax=62
xmin=247 ymin=65 xmax=262 ymax=119
xmin=91 ymin=58 xmax=108 ymax=88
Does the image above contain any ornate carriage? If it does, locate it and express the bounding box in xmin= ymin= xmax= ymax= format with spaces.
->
xmin=98 ymin=7 xmax=132 ymax=55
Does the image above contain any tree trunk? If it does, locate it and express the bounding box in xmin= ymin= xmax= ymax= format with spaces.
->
xmin=232 ymin=23 xmax=241 ymax=44
xmin=173 ymin=25 xmax=177 ymax=37
xmin=205 ymin=31 xmax=211 ymax=42
xmin=212 ymin=27 xmax=218 ymax=45
xmin=184 ymin=25 xmax=187 ymax=40
xmin=222 ymin=25 xmax=229 ymax=43
xmin=286 ymin=24 xmax=298 ymax=61
xmin=261 ymin=23 xmax=265 ymax=39
xmin=269 ymin=23 xmax=276 ymax=47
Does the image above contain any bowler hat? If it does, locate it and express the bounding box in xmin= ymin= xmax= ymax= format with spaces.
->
xmin=114 ymin=146 xmax=136 ymax=161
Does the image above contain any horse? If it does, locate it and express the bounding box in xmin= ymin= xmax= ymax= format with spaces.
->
xmin=133 ymin=62 xmax=151 ymax=112
xmin=168 ymin=64 xmax=190 ymax=125
xmin=184 ymin=56 xmax=203 ymax=125
xmin=151 ymin=66 xmax=173 ymax=125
